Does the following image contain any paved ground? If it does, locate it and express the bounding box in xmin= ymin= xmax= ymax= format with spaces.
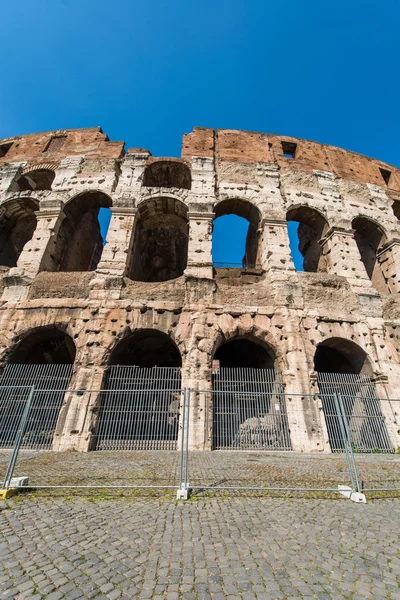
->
xmin=0 ymin=495 xmax=399 ymax=600
xmin=0 ymin=452 xmax=399 ymax=599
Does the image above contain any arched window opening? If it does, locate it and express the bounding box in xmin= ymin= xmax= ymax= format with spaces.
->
xmin=128 ymin=197 xmax=189 ymax=282
xmin=95 ymin=330 xmax=182 ymax=450
xmin=52 ymin=191 xmax=112 ymax=272
xmin=213 ymin=199 xmax=261 ymax=269
xmin=392 ymin=201 xmax=400 ymax=221
xmin=0 ymin=198 xmax=38 ymax=267
xmin=352 ymin=217 xmax=388 ymax=295
xmin=143 ymin=160 xmax=191 ymax=189
xmin=314 ymin=337 xmax=370 ymax=376
xmin=108 ymin=329 xmax=182 ymax=367
xmin=16 ymin=169 xmax=55 ymax=191
xmin=0 ymin=328 xmax=75 ymax=449
xmin=214 ymin=338 xmax=275 ymax=370
xmin=212 ymin=338 xmax=290 ymax=451
xmin=8 ymin=327 xmax=76 ymax=365
xmin=314 ymin=338 xmax=392 ymax=452
xmin=286 ymin=206 xmax=329 ymax=273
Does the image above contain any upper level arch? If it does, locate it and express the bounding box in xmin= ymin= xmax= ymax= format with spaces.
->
xmin=0 ymin=197 xmax=39 ymax=267
xmin=351 ymin=215 xmax=389 ymax=295
xmin=286 ymin=204 xmax=329 ymax=272
xmin=213 ymin=198 xmax=261 ymax=267
xmin=7 ymin=325 xmax=76 ymax=365
xmin=128 ymin=196 xmax=189 ymax=282
xmin=49 ymin=190 xmax=112 ymax=272
xmin=14 ymin=165 xmax=56 ymax=191
xmin=143 ymin=159 xmax=191 ymax=189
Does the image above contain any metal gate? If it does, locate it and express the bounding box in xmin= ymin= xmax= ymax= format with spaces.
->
xmin=95 ymin=366 xmax=182 ymax=450
xmin=0 ymin=364 xmax=73 ymax=449
xmin=318 ymin=372 xmax=393 ymax=452
xmin=212 ymin=368 xmax=291 ymax=450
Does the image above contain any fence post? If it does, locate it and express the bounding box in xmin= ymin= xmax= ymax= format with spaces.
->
xmin=334 ymin=393 xmax=365 ymax=502
xmin=2 ymin=385 xmax=35 ymax=493
xmin=177 ymin=388 xmax=191 ymax=500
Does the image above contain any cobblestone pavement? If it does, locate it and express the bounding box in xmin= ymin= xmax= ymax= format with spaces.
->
xmin=0 ymin=495 xmax=399 ymax=600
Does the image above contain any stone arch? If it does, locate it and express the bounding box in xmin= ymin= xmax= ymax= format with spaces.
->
xmin=143 ymin=159 xmax=191 ymax=189
xmin=50 ymin=190 xmax=112 ymax=272
xmin=0 ymin=197 xmax=39 ymax=267
xmin=15 ymin=165 xmax=56 ymax=191
xmin=107 ymin=328 xmax=182 ymax=367
xmin=7 ymin=325 xmax=76 ymax=365
xmin=128 ymin=196 xmax=189 ymax=282
xmin=213 ymin=198 xmax=261 ymax=266
xmin=314 ymin=336 xmax=372 ymax=376
xmin=286 ymin=204 xmax=329 ymax=272
xmin=352 ymin=215 xmax=389 ymax=295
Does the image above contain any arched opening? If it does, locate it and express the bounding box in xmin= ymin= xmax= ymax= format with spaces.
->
xmin=95 ymin=330 xmax=182 ymax=450
xmin=286 ymin=206 xmax=329 ymax=272
xmin=0 ymin=327 xmax=75 ymax=449
xmin=0 ymin=198 xmax=38 ymax=267
xmin=352 ymin=216 xmax=389 ymax=295
xmin=212 ymin=199 xmax=261 ymax=268
xmin=50 ymin=191 xmax=112 ymax=272
xmin=8 ymin=327 xmax=76 ymax=365
xmin=15 ymin=169 xmax=55 ymax=191
xmin=143 ymin=159 xmax=191 ymax=189
xmin=314 ymin=338 xmax=392 ymax=452
xmin=128 ymin=197 xmax=189 ymax=282
xmin=212 ymin=337 xmax=290 ymax=450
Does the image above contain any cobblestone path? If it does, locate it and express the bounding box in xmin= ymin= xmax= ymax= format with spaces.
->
xmin=0 ymin=496 xmax=399 ymax=600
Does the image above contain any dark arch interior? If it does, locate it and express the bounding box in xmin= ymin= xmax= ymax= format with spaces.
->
xmin=0 ymin=199 xmax=38 ymax=267
xmin=129 ymin=198 xmax=189 ymax=282
xmin=286 ymin=206 xmax=328 ymax=272
xmin=9 ymin=328 xmax=76 ymax=364
xmin=314 ymin=338 xmax=370 ymax=375
xmin=109 ymin=330 xmax=182 ymax=367
xmin=143 ymin=160 xmax=191 ymax=189
xmin=213 ymin=199 xmax=260 ymax=266
xmin=16 ymin=169 xmax=55 ymax=191
xmin=51 ymin=191 xmax=112 ymax=272
xmin=352 ymin=216 xmax=388 ymax=294
xmin=215 ymin=338 xmax=275 ymax=369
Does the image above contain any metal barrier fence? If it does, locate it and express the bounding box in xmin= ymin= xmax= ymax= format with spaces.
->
xmin=0 ymin=386 xmax=398 ymax=499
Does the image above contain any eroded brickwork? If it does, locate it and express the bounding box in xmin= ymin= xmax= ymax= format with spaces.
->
xmin=1 ymin=126 xmax=400 ymax=452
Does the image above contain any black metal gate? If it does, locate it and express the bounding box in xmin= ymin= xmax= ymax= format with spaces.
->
xmin=318 ymin=372 xmax=393 ymax=452
xmin=94 ymin=366 xmax=182 ymax=450
xmin=212 ymin=368 xmax=291 ymax=450
xmin=0 ymin=364 xmax=73 ymax=449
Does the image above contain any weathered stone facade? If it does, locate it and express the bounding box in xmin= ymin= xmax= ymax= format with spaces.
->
xmin=1 ymin=126 xmax=400 ymax=453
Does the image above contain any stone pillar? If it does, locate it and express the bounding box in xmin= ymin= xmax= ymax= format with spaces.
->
xmin=377 ymin=238 xmax=400 ymax=294
xmin=320 ymin=227 xmax=373 ymax=289
xmin=260 ymin=218 xmax=295 ymax=274
xmin=52 ymin=365 xmax=106 ymax=452
xmin=0 ymin=163 xmax=24 ymax=194
xmin=96 ymin=207 xmax=137 ymax=277
xmin=185 ymin=212 xmax=214 ymax=279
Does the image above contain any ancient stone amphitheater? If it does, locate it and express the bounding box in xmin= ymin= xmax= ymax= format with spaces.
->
xmin=0 ymin=126 xmax=399 ymax=454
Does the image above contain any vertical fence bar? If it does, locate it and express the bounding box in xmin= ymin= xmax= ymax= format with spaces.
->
xmin=2 ymin=386 xmax=35 ymax=491
xmin=184 ymin=388 xmax=191 ymax=490
xmin=337 ymin=392 xmax=361 ymax=494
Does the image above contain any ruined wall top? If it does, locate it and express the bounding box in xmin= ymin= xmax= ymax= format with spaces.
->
xmin=182 ymin=127 xmax=400 ymax=197
xmin=0 ymin=127 xmax=125 ymax=166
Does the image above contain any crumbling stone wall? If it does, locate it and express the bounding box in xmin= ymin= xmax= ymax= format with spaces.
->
xmin=0 ymin=126 xmax=400 ymax=453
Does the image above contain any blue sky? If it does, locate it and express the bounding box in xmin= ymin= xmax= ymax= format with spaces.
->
xmin=1 ymin=0 xmax=399 ymax=269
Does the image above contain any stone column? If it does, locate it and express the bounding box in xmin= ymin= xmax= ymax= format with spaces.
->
xmin=377 ymin=238 xmax=400 ymax=294
xmin=260 ymin=218 xmax=295 ymax=275
xmin=320 ymin=227 xmax=373 ymax=289
xmin=96 ymin=207 xmax=137 ymax=277
xmin=185 ymin=212 xmax=214 ymax=279
xmin=52 ymin=365 xmax=106 ymax=452
xmin=372 ymin=374 xmax=400 ymax=451
xmin=1 ymin=201 xmax=65 ymax=302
